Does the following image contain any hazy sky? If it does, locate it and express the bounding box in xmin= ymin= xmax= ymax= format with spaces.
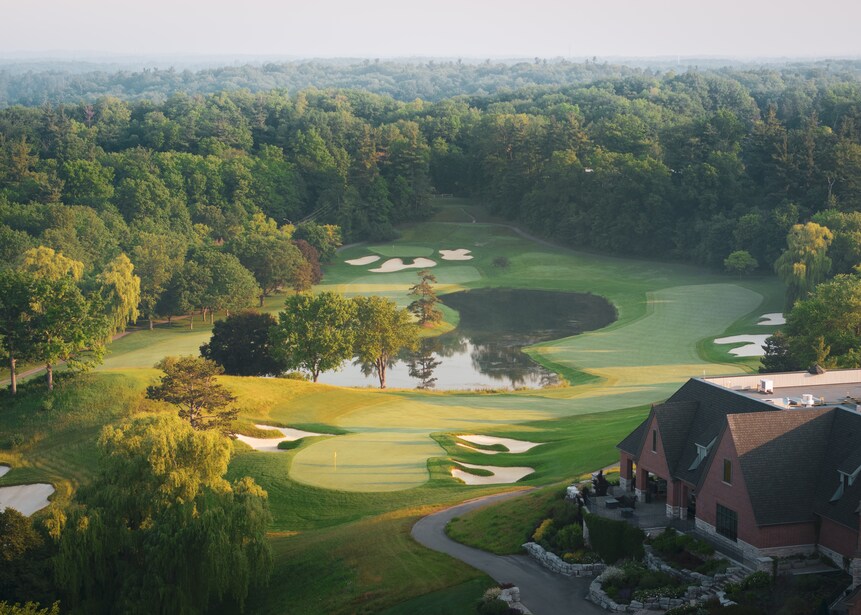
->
xmin=4 ymin=0 xmax=860 ymax=59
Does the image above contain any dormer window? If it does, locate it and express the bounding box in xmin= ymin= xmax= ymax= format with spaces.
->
xmin=687 ymin=436 xmax=717 ymax=471
xmin=831 ymin=466 xmax=861 ymax=503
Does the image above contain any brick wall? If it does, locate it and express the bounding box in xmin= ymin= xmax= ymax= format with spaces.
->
xmin=635 ymin=415 xmax=673 ymax=500
xmin=697 ymin=427 xmax=816 ymax=553
xmin=820 ymin=517 xmax=859 ymax=561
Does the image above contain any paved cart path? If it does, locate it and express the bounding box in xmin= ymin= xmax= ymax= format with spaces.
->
xmin=411 ymin=490 xmax=605 ymax=615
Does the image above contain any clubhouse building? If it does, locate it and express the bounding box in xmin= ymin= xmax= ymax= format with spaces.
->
xmin=617 ymin=369 xmax=861 ymax=584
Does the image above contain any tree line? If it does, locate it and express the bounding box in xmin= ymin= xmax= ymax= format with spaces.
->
xmin=3 ymin=65 xmax=861 ymax=275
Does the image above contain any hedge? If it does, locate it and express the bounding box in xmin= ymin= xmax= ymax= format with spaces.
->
xmin=584 ymin=513 xmax=645 ymax=563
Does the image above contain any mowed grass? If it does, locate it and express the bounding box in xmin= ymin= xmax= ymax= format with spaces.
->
xmin=91 ymin=214 xmax=782 ymax=494
xmin=1 ymin=202 xmax=788 ymax=614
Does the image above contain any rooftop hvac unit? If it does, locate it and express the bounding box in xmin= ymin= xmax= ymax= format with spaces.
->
xmin=802 ymin=393 xmax=814 ymax=407
xmin=759 ymin=379 xmax=774 ymax=394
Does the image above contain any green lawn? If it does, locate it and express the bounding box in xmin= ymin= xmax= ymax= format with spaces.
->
xmin=0 ymin=201 xmax=788 ymax=614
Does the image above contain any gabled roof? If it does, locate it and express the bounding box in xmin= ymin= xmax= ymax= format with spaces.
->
xmin=725 ymin=408 xmax=834 ymax=526
xmin=653 ymin=401 xmax=699 ymax=474
xmin=618 ymin=416 xmax=649 ymax=456
xmin=812 ymin=408 xmax=861 ymax=529
xmin=618 ymin=378 xmax=780 ymax=485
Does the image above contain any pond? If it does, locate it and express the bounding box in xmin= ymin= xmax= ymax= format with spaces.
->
xmin=317 ymin=288 xmax=617 ymax=390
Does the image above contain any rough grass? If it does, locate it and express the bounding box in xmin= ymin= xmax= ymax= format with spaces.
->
xmin=378 ymin=577 xmax=493 ymax=615
xmin=446 ymin=484 xmax=564 ymax=555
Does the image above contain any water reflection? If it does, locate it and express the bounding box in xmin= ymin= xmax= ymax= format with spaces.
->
xmin=318 ymin=288 xmax=616 ymax=390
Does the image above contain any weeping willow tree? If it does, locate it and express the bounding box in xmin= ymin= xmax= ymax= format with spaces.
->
xmin=774 ymin=221 xmax=833 ymax=309
xmin=97 ymin=253 xmax=141 ymax=337
xmin=53 ymin=414 xmax=272 ymax=615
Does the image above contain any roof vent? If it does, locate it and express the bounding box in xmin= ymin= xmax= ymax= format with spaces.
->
xmin=809 ymin=364 xmax=826 ymax=375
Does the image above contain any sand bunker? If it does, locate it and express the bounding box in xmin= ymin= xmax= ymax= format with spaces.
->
xmin=757 ymin=313 xmax=785 ymax=326
xmin=451 ymin=462 xmax=534 ymax=485
xmin=235 ymin=424 xmax=325 ymax=452
xmin=369 ymin=257 xmax=437 ymax=273
xmin=345 ymin=255 xmax=382 ymax=266
xmin=457 ymin=435 xmax=542 ymax=454
xmin=714 ymin=334 xmax=771 ymax=357
xmin=439 ymin=249 xmax=474 ymax=261
xmin=0 ymin=483 xmax=55 ymax=516
xmin=0 ymin=465 xmax=9 ymax=478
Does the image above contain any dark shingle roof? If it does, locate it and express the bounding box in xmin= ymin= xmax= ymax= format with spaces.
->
xmin=812 ymin=408 xmax=861 ymax=528
xmin=618 ymin=416 xmax=650 ymax=456
xmin=653 ymin=401 xmax=699 ymax=474
xmin=666 ymin=379 xmax=779 ymax=486
xmin=616 ymin=377 xmax=861 ymax=530
xmin=726 ymin=409 xmax=834 ymax=525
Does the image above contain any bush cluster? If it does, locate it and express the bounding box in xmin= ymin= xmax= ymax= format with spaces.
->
xmin=649 ymin=527 xmax=727 ymax=575
xmin=600 ymin=560 xmax=686 ymax=604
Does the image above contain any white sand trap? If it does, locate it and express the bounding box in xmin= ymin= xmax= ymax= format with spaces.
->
xmin=0 ymin=465 xmax=9 ymax=478
xmin=439 ymin=249 xmax=474 ymax=261
xmin=757 ymin=313 xmax=785 ymax=326
xmin=457 ymin=435 xmax=542 ymax=454
xmin=451 ymin=462 xmax=534 ymax=485
xmin=714 ymin=334 xmax=771 ymax=357
xmin=345 ymin=255 xmax=381 ymax=266
xmin=369 ymin=257 xmax=437 ymax=273
xmin=235 ymin=424 xmax=325 ymax=452
xmin=0 ymin=483 xmax=55 ymax=516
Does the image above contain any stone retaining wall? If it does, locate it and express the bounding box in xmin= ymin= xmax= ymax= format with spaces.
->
xmin=522 ymin=542 xmax=605 ymax=578
xmin=588 ymin=546 xmax=747 ymax=612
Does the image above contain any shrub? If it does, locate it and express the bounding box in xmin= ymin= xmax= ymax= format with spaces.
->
xmin=551 ymin=523 xmax=585 ymax=552
xmin=492 ymin=256 xmax=510 ymax=269
xmin=546 ymin=498 xmax=582 ymax=527
xmin=584 ymin=513 xmax=645 ymax=563
xmin=739 ymin=571 xmax=771 ymax=591
xmin=532 ymin=518 xmax=553 ymax=543
xmin=278 ymin=371 xmax=309 ymax=381
xmin=697 ymin=558 xmax=729 ymax=576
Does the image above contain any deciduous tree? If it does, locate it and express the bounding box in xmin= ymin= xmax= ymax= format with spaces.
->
xmin=146 ymin=356 xmax=238 ymax=435
xmin=270 ymin=292 xmax=356 ymax=381
xmin=352 ymin=296 xmax=418 ymax=388
xmin=200 ymin=312 xmax=286 ymax=376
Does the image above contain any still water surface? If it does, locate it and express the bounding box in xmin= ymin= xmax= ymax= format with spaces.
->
xmin=317 ymin=288 xmax=617 ymax=390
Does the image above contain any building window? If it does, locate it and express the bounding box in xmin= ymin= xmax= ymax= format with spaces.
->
xmin=716 ymin=504 xmax=738 ymax=541
xmin=723 ymin=459 xmax=732 ymax=484
xmin=652 ymin=430 xmax=657 ymax=452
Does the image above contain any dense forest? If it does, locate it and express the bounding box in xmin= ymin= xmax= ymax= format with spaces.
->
xmin=3 ymin=61 xmax=861 ymax=306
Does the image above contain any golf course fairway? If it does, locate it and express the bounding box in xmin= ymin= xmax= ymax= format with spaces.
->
xmin=92 ymin=207 xmax=781 ymax=493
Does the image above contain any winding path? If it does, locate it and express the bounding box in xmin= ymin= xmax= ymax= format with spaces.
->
xmin=411 ymin=490 xmax=604 ymax=615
